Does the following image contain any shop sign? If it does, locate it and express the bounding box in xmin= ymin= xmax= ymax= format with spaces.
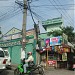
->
xmin=50 ymin=36 xmax=61 ymax=46
xmin=48 ymin=60 xmax=56 ymax=65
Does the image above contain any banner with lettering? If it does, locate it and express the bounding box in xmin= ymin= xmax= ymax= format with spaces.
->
xmin=50 ymin=36 xmax=62 ymax=46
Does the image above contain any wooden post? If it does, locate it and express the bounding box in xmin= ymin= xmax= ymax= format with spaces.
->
xmin=46 ymin=48 xmax=49 ymax=69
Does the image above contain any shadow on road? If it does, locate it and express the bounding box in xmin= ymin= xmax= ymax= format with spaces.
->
xmin=0 ymin=70 xmax=14 ymax=75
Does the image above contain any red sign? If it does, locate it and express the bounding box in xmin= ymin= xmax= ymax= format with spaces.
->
xmin=48 ymin=60 xmax=56 ymax=65
xmin=50 ymin=36 xmax=61 ymax=46
xmin=51 ymin=37 xmax=59 ymax=42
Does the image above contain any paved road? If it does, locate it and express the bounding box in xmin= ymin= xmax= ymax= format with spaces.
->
xmin=45 ymin=69 xmax=75 ymax=75
xmin=0 ymin=70 xmax=14 ymax=75
xmin=0 ymin=69 xmax=75 ymax=75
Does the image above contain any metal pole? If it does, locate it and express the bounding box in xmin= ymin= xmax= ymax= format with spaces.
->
xmin=22 ymin=0 xmax=27 ymax=51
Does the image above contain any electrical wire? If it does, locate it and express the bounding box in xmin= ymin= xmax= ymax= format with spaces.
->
xmin=30 ymin=4 xmax=53 ymax=19
xmin=56 ymin=0 xmax=74 ymax=26
xmin=31 ymin=5 xmax=75 ymax=10
xmin=0 ymin=0 xmax=74 ymax=32
xmin=53 ymin=0 xmax=72 ymax=23
xmin=0 ymin=7 xmax=21 ymax=22
xmin=29 ymin=10 xmax=45 ymax=20
xmin=28 ymin=1 xmax=36 ymax=25
xmin=31 ymin=4 xmax=75 ymax=7
xmin=0 ymin=2 xmax=22 ymax=22
xmin=48 ymin=0 xmax=73 ymax=26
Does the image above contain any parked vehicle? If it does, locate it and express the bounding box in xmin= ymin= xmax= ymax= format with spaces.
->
xmin=0 ymin=48 xmax=7 ymax=72
xmin=4 ymin=50 xmax=11 ymax=69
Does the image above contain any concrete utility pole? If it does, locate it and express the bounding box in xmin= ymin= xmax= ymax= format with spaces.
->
xmin=22 ymin=0 xmax=27 ymax=51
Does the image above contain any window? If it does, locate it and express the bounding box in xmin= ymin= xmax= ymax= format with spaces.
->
xmin=0 ymin=50 xmax=4 ymax=57
xmin=4 ymin=51 xmax=9 ymax=57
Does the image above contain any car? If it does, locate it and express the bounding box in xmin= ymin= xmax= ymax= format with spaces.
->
xmin=4 ymin=50 xmax=11 ymax=69
xmin=0 ymin=48 xmax=7 ymax=72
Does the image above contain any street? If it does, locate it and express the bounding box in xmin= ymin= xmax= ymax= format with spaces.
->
xmin=0 ymin=70 xmax=14 ymax=75
xmin=0 ymin=69 xmax=75 ymax=75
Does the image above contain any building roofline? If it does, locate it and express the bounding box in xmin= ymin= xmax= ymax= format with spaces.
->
xmin=3 ymin=27 xmax=35 ymax=36
xmin=4 ymin=27 xmax=21 ymax=36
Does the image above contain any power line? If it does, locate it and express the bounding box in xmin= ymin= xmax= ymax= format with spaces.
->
xmin=57 ymin=0 xmax=74 ymax=26
xmin=31 ymin=8 xmax=53 ymax=20
xmin=52 ymin=0 xmax=74 ymax=26
xmin=28 ymin=2 xmax=36 ymax=24
xmin=0 ymin=2 xmax=23 ymax=22
xmin=31 ymin=4 xmax=75 ymax=7
xmin=48 ymin=0 xmax=73 ymax=26
xmin=0 ymin=3 xmax=74 ymax=8
xmin=0 ymin=7 xmax=21 ymax=22
xmin=0 ymin=0 xmax=74 ymax=29
xmin=31 ymin=5 xmax=75 ymax=10
xmin=29 ymin=9 xmax=45 ymax=20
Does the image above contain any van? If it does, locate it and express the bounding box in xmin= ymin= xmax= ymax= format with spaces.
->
xmin=0 ymin=48 xmax=7 ymax=72
xmin=4 ymin=50 xmax=11 ymax=69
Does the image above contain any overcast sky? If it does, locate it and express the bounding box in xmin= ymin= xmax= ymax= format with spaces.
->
xmin=0 ymin=0 xmax=74 ymax=34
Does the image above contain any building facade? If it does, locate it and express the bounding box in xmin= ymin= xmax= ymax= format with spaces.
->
xmin=0 ymin=27 xmax=39 ymax=64
xmin=38 ymin=17 xmax=73 ymax=69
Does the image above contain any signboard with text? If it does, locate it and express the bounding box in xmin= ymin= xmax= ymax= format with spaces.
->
xmin=50 ymin=36 xmax=62 ymax=46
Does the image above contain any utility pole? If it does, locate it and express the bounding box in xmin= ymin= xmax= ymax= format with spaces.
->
xmin=22 ymin=0 xmax=27 ymax=51
xmin=15 ymin=0 xmax=28 ymax=51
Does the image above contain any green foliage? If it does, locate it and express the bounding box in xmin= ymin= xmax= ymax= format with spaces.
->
xmin=47 ymin=30 xmax=62 ymax=36
xmin=47 ymin=26 xmax=75 ymax=42
xmin=62 ymin=26 xmax=74 ymax=35
xmin=52 ymin=30 xmax=62 ymax=36
xmin=62 ymin=26 xmax=74 ymax=42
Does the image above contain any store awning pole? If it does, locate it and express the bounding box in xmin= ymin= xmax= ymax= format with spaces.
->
xmin=46 ymin=48 xmax=49 ymax=69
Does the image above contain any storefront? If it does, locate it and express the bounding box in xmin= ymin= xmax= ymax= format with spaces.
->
xmin=0 ymin=37 xmax=36 ymax=64
xmin=39 ymin=36 xmax=71 ymax=69
xmin=0 ymin=27 xmax=37 ymax=64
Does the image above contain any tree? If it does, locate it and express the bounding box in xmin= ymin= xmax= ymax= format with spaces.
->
xmin=47 ymin=26 xmax=75 ymax=42
xmin=47 ymin=30 xmax=62 ymax=36
xmin=62 ymin=26 xmax=74 ymax=42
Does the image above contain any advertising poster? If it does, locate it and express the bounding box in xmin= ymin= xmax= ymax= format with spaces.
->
xmin=50 ymin=36 xmax=62 ymax=46
xmin=45 ymin=38 xmax=50 ymax=46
